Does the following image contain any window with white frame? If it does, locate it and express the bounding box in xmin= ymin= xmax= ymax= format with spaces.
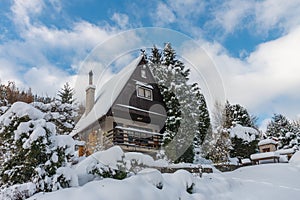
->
xmin=137 ymin=85 xmax=152 ymax=100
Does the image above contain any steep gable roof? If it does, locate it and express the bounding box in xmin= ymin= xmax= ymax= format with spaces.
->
xmin=71 ymin=55 xmax=144 ymax=136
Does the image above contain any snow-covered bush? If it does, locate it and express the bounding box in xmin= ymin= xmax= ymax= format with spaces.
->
xmin=0 ymin=102 xmax=78 ymax=198
xmin=0 ymin=182 xmax=36 ymax=200
xmin=32 ymin=100 xmax=78 ymax=135
xmin=88 ymin=162 xmax=127 ymax=180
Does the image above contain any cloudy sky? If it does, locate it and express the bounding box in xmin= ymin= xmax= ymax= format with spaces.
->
xmin=1 ymin=0 xmax=300 ymax=129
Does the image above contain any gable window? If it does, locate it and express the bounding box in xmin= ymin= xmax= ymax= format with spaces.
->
xmin=137 ymin=85 xmax=152 ymax=100
xmin=141 ymin=69 xmax=146 ymax=78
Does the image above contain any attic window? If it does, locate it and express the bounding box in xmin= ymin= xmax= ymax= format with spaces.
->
xmin=137 ymin=85 xmax=152 ymax=100
xmin=141 ymin=69 xmax=146 ymax=78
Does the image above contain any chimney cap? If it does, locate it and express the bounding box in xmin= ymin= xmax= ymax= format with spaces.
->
xmin=89 ymin=70 xmax=93 ymax=85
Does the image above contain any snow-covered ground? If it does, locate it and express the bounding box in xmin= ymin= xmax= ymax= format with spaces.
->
xmin=26 ymin=151 xmax=300 ymax=200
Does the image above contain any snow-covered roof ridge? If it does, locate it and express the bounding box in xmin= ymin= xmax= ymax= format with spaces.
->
xmin=250 ymin=152 xmax=280 ymax=160
xmin=258 ymin=138 xmax=277 ymax=146
xmin=71 ymin=55 xmax=144 ymax=136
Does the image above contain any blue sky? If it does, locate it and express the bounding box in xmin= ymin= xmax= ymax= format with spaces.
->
xmin=1 ymin=0 xmax=300 ymax=129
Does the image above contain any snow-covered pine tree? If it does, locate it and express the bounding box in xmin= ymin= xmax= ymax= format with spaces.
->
xmin=204 ymin=102 xmax=231 ymax=163
xmin=265 ymin=114 xmax=298 ymax=149
xmin=0 ymin=102 xmax=77 ymax=193
xmin=32 ymin=83 xmax=78 ymax=135
xmin=223 ymin=101 xmax=259 ymax=158
xmin=223 ymin=101 xmax=254 ymax=128
xmin=58 ymin=82 xmax=75 ymax=104
xmin=148 ymin=44 xmax=210 ymax=163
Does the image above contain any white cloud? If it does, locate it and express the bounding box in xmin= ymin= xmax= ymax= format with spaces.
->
xmin=254 ymin=0 xmax=300 ymax=34
xmin=208 ymin=0 xmax=300 ymax=37
xmin=152 ymin=3 xmax=176 ymax=26
xmin=201 ymin=26 xmax=300 ymax=119
xmin=23 ymin=66 xmax=72 ymax=96
xmin=10 ymin=0 xmax=44 ymax=28
xmin=111 ymin=13 xmax=129 ymax=29
xmin=168 ymin=0 xmax=205 ymax=19
xmin=0 ymin=0 xmax=136 ymax=98
xmin=152 ymin=0 xmax=205 ymax=28
xmin=210 ymin=0 xmax=252 ymax=34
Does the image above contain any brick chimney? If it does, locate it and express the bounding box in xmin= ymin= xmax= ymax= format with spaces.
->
xmin=85 ymin=70 xmax=95 ymax=116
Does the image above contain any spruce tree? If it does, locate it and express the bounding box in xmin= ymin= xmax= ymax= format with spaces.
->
xmin=148 ymin=44 xmax=211 ymax=163
xmin=265 ymin=114 xmax=297 ymax=149
xmin=223 ymin=101 xmax=259 ymax=158
xmin=0 ymin=102 xmax=76 ymax=191
xmin=33 ymin=83 xmax=78 ymax=135
xmin=58 ymin=82 xmax=74 ymax=104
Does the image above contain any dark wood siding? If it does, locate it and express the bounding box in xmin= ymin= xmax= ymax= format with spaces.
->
xmin=111 ymin=60 xmax=166 ymax=128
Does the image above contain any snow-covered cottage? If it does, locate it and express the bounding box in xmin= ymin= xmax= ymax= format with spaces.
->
xmin=258 ymin=138 xmax=277 ymax=153
xmin=71 ymin=55 xmax=166 ymax=156
xmin=250 ymin=139 xmax=279 ymax=164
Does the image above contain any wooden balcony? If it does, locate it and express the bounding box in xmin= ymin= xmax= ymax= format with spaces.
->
xmin=106 ymin=126 xmax=163 ymax=153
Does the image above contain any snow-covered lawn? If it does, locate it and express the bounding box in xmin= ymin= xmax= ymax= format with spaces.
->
xmin=27 ymin=162 xmax=300 ymax=200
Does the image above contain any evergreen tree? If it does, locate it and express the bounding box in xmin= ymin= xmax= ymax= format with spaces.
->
xmin=205 ymin=101 xmax=258 ymax=160
xmin=148 ymin=44 xmax=211 ymax=163
xmin=33 ymin=83 xmax=78 ymax=135
xmin=206 ymin=127 xmax=231 ymax=163
xmin=223 ymin=101 xmax=254 ymax=129
xmin=0 ymin=102 xmax=76 ymax=192
xmin=230 ymin=136 xmax=258 ymax=158
xmin=58 ymin=82 xmax=74 ymax=104
xmin=223 ymin=101 xmax=259 ymax=158
xmin=265 ymin=114 xmax=298 ymax=149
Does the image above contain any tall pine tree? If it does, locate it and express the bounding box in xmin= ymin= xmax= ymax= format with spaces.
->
xmin=265 ymin=114 xmax=298 ymax=149
xmin=148 ymin=44 xmax=210 ymax=163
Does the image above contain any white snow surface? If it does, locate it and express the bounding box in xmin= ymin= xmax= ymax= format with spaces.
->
xmin=276 ymin=148 xmax=296 ymax=155
xmin=258 ymin=138 xmax=277 ymax=146
xmin=27 ymin=163 xmax=300 ymax=200
xmin=0 ymin=102 xmax=44 ymax=126
xmin=71 ymin=56 xmax=143 ymax=136
xmin=229 ymin=124 xmax=259 ymax=142
xmin=250 ymin=152 xmax=280 ymax=160
xmin=289 ymin=151 xmax=300 ymax=167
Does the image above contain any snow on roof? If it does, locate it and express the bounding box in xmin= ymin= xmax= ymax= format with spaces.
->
xmin=241 ymin=158 xmax=251 ymax=164
xmin=250 ymin=152 xmax=280 ymax=160
xmin=70 ymin=56 xmax=143 ymax=136
xmin=258 ymin=138 xmax=277 ymax=146
xmin=229 ymin=124 xmax=259 ymax=142
xmin=135 ymin=80 xmax=153 ymax=89
xmin=275 ymin=148 xmax=296 ymax=155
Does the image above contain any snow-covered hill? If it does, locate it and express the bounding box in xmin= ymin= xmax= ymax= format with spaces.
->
xmin=26 ymin=151 xmax=300 ymax=200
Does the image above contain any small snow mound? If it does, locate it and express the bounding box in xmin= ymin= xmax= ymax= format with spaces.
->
xmin=137 ymin=168 xmax=163 ymax=189
xmin=289 ymin=151 xmax=300 ymax=167
xmin=75 ymin=146 xmax=124 ymax=174
xmin=124 ymin=152 xmax=168 ymax=168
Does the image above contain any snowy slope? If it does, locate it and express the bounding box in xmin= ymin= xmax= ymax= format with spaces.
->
xmin=27 ymin=163 xmax=300 ymax=200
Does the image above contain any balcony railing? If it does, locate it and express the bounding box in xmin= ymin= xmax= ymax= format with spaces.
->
xmin=106 ymin=126 xmax=163 ymax=150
